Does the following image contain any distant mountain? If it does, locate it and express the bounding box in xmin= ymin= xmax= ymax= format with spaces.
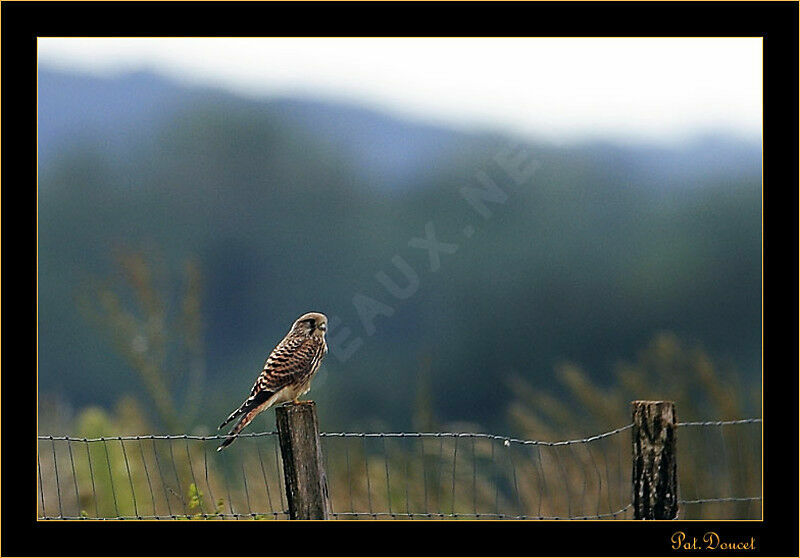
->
xmin=36 ymin=67 xmax=762 ymax=432
xmin=38 ymin=67 xmax=760 ymax=191
xmin=38 ymin=68 xmax=472 ymax=190
xmin=39 ymin=70 xmax=188 ymax=163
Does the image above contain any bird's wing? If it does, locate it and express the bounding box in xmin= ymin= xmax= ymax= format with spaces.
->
xmin=261 ymin=334 xmax=325 ymax=390
xmin=218 ymin=335 xmax=324 ymax=430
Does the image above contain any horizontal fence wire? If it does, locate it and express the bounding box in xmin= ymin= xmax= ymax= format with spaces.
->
xmin=37 ymin=418 xmax=761 ymax=520
xmin=319 ymin=425 xmax=633 ymax=445
xmin=677 ymin=418 xmax=762 ymax=427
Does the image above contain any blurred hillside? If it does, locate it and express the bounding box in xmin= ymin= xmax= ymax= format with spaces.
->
xmin=37 ymin=68 xmax=761 ymax=434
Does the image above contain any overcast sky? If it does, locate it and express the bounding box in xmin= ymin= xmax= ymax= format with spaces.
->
xmin=38 ymin=37 xmax=762 ymax=144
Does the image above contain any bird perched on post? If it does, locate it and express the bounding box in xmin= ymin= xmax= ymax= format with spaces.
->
xmin=216 ymin=312 xmax=328 ymax=451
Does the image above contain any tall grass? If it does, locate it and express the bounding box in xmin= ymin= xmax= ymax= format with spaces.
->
xmin=506 ymin=332 xmax=761 ymax=519
xmin=38 ymin=331 xmax=761 ymax=520
xmin=41 ymin=251 xmax=760 ymax=520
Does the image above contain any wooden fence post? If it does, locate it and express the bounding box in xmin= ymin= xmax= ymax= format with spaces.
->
xmin=276 ymin=401 xmax=330 ymax=519
xmin=632 ymin=400 xmax=678 ymax=519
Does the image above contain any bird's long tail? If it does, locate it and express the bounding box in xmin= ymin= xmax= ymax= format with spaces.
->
xmin=218 ymin=405 xmax=245 ymax=431
xmin=216 ymin=396 xmax=273 ymax=452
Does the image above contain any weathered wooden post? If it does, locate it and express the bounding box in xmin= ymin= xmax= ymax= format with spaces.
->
xmin=632 ymin=400 xmax=678 ymax=519
xmin=276 ymin=401 xmax=330 ymax=519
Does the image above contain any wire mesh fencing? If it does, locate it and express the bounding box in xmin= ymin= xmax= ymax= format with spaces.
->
xmin=37 ymin=432 xmax=289 ymax=520
xmin=37 ymin=418 xmax=761 ymax=520
xmin=675 ymin=418 xmax=762 ymax=520
xmin=319 ymin=427 xmax=633 ymax=519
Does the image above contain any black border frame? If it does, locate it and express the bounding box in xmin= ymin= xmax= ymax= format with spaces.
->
xmin=3 ymin=1 xmax=797 ymax=556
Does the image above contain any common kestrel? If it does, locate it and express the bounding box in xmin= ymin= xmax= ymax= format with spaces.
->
xmin=217 ymin=312 xmax=328 ymax=451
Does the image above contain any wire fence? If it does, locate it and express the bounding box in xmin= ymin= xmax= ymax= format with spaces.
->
xmin=37 ymin=418 xmax=761 ymax=520
xmin=673 ymin=418 xmax=762 ymax=520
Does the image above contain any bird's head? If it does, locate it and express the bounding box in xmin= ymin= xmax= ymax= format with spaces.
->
xmin=291 ymin=311 xmax=328 ymax=338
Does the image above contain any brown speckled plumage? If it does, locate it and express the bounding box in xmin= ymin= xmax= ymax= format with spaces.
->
xmin=217 ymin=312 xmax=328 ymax=451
